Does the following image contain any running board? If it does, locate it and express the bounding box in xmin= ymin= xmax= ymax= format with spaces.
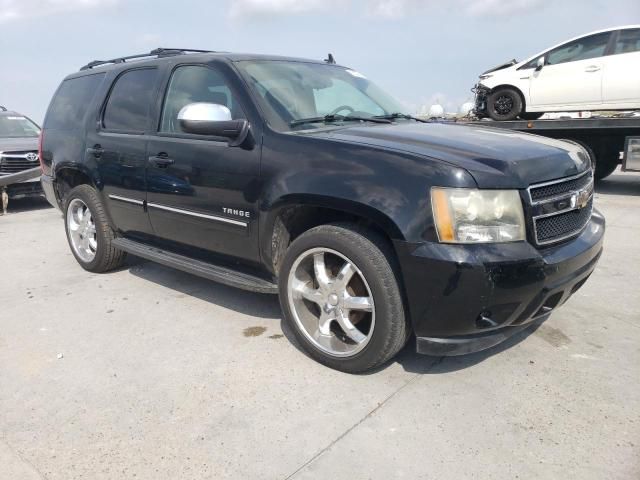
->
xmin=112 ymin=238 xmax=278 ymax=294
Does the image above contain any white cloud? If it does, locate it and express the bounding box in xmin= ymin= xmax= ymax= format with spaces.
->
xmin=228 ymin=0 xmax=339 ymax=18
xmin=228 ymin=0 xmax=545 ymax=20
xmin=0 ymin=0 xmax=118 ymax=23
xmin=463 ymin=0 xmax=544 ymax=17
xmin=367 ymin=0 xmax=425 ymax=19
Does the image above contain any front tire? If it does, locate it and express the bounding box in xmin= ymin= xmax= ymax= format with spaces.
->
xmin=64 ymin=184 xmax=126 ymax=273
xmin=278 ymin=223 xmax=409 ymax=373
xmin=487 ymin=88 xmax=523 ymax=121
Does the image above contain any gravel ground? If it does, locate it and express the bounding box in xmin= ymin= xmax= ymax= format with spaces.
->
xmin=1 ymin=168 xmax=638 ymax=480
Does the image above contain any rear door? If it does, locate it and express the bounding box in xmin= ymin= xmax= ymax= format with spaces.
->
xmin=529 ymin=32 xmax=611 ymax=108
xmin=144 ymin=62 xmax=261 ymax=262
xmin=85 ymin=67 xmax=160 ymax=236
xmin=602 ymin=28 xmax=640 ymax=107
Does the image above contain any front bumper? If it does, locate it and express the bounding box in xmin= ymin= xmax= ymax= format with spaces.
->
xmin=395 ymin=209 xmax=605 ymax=356
xmin=472 ymin=83 xmax=490 ymax=117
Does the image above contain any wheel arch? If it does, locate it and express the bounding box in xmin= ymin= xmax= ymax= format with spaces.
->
xmin=490 ymin=84 xmax=527 ymax=110
xmin=261 ymin=194 xmax=405 ymax=276
xmin=54 ymin=165 xmax=98 ymax=202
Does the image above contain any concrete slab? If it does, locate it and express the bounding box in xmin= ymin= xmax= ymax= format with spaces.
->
xmin=1 ymin=169 xmax=638 ymax=479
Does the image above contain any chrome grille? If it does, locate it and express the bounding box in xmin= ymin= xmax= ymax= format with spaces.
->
xmin=528 ymin=171 xmax=594 ymax=246
xmin=535 ymin=198 xmax=593 ymax=243
xmin=0 ymin=151 xmax=40 ymax=174
xmin=529 ymin=172 xmax=592 ymax=202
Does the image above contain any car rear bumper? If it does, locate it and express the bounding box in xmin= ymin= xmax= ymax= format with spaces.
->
xmin=41 ymin=174 xmax=60 ymax=209
xmin=394 ymin=209 xmax=605 ymax=356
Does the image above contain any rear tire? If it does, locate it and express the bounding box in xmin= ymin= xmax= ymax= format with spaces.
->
xmin=64 ymin=184 xmax=126 ymax=273
xmin=487 ymin=88 xmax=522 ymax=121
xmin=278 ymin=223 xmax=409 ymax=373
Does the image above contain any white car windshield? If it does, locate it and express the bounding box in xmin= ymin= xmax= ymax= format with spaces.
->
xmin=235 ymin=60 xmax=406 ymax=131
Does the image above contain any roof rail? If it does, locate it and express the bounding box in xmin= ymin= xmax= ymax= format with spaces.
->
xmin=80 ymin=48 xmax=215 ymax=71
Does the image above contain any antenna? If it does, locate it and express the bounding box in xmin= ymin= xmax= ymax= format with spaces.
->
xmin=0 ymin=106 xmax=7 ymax=112
xmin=324 ymin=53 xmax=336 ymax=64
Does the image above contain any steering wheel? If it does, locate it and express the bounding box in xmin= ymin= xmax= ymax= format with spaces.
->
xmin=329 ymin=105 xmax=354 ymax=116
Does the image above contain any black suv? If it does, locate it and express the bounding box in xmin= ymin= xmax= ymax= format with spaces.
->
xmin=40 ymin=49 xmax=604 ymax=372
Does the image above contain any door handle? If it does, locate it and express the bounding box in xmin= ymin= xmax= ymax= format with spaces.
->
xmin=148 ymin=154 xmax=175 ymax=168
xmin=584 ymin=65 xmax=600 ymax=72
xmin=87 ymin=144 xmax=104 ymax=158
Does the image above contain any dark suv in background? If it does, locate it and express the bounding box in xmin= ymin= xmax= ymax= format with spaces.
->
xmin=40 ymin=49 xmax=604 ymax=372
xmin=0 ymin=107 xmax=43 ymax=205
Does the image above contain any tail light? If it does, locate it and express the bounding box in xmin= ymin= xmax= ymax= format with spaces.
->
xmin=38 ymin=131 xmax=44 ymax=172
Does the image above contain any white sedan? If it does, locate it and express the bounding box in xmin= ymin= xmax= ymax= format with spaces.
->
xmin=474 ymin=25 xmax=640 ymax=121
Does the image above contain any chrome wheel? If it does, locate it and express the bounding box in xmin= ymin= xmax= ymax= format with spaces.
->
xmin=67 ymin=198 xmax=97 ymax=263
xmin=287 ymin=247 xmax=375 ymax=357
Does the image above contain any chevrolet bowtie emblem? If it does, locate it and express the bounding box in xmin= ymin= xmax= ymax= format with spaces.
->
xmin=572 ymin=184 xmax=592 ymax=209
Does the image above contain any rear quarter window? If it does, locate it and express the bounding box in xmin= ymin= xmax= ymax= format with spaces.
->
xmin=44 ymin=73 xmax=105 ymax=131
xmin=102 ymin=68 xmax=158 ymax=132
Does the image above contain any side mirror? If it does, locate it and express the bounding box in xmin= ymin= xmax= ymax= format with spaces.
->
xmin=535 ymin=56 xmax=545 ymax=71
xmin=178 ymin=103 xmax=250 ymax=146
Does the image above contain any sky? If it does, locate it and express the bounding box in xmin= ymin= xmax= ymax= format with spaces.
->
xmin=1 ymin=0 xmax=638 ymax=123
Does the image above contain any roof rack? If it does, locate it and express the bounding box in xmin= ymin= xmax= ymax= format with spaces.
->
xmin=80 ymin=48 xmax=215 ymax=71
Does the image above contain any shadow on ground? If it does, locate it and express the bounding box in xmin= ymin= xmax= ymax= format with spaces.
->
xmin=596 ymin=170 xmax=640 ymax=197
xmin=126 ymin=254 xmax=542 ymax=375
xmin=394 ymin=323 xmax=541 ymax=374
xmin=2 ymin=196 xmax=53 ymax=214
xmin=127 ymin=256 xmax=282 ymax=320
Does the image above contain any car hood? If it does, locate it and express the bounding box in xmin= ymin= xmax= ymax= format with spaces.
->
xmin=480 ymin=58 xmax=518 ymax=76
xmin=312 ymin=122 xmax=590 ymax=188
xmin=0 ymin=137 xmax=38 ymax=153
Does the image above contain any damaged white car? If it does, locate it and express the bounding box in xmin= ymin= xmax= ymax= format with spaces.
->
xmin=474 ymin=25 xmax=640 ymax=121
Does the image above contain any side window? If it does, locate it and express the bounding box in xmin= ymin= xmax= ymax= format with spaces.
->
xmin=546 ymin=32 xmax=611 ymax=66
xmin=314 ymin=78 xmax=384 ymax=116
xmin=44 ymin=73 xmax=105 ymax=131
xmin=613 ymin=29 xmax=640 ymax=55
xmin=160 ymin=65 xmax=244 ymax=133
xmin=103 ymin=68 xmax=158 ymax=132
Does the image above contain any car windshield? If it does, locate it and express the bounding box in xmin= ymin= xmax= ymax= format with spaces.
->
xmin=0 ymin=115 xmax=40 ymax=138
xmin=235 ymin=60 xmax=406 ymax=131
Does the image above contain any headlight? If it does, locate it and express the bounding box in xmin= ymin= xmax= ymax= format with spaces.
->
xmin=431 ymin=188 xmax=525 ymax=243
xmin=479 ymin=73 xmax=493 ymax=80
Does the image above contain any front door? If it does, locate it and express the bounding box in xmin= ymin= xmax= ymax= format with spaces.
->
xmin=87 ymin=67 xmax=160 ymax=236
xmin=145 ymin=63 xmax=261 ymax=262
xmin=529 ymin=31 xmax=611 ymax=109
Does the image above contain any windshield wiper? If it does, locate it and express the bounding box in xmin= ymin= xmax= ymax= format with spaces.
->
xmin=290 ymin=114 xmax=392 ymax=127
xmin=375 ymin=113 xmax=427 ymax=123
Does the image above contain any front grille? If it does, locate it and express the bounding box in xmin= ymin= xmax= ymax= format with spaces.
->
xmin=528 ymin=171 xmax=594 ymax=246
xmin=535 ymin=198 xmax=593 ymax=244
xmin=0 ymin=151 xmax=39 ymax=174
xmin=529 ymin=171 xmax=592 ymax=202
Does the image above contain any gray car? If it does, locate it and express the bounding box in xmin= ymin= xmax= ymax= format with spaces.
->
xmin=0 ymin=107 xmax=42 ymax=211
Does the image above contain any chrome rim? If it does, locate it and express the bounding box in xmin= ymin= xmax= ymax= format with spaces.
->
xmin=67 ymin=198 xmax=97 ymax=263
xmin=287 ymin=247 xmax=375 ymax=357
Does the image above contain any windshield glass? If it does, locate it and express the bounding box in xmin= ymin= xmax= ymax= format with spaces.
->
xmin=0 ymin=115 xmax=40 ymax=138
xmin=235 ymin=60 xmax=406 ymax=131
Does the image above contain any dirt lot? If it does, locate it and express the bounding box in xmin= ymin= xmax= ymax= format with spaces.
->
xmin=1 ymin=169 xmax=639 ymax=480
